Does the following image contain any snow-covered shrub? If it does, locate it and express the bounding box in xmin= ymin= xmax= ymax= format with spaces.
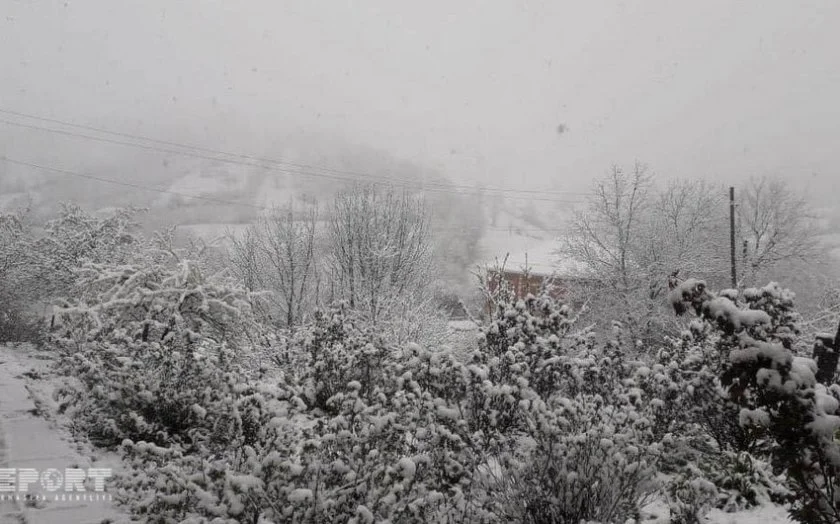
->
xmin=59 ymin=250 xmax=669 ymax=523
xmin=666 ymin=463 xmax=719 ymax=524
xmin=275 ymin=295 xmax=661 ymax=523
xmin=115 ymin=382 xmax=309 ymax=523
xmin=0 ymin=284 xmax=45 ymax=344
xmin=664 ymin=447 xmax=790 ymax=521
xmin=465 ymin=291 xmax=663 ymax=522
xmin=52 ymin=257 xmax=257 ymax=351
xmin=56 ymin=341 xmax=246 ymax=448
xmin=114 ymin=291 xmax=662 ymax=522
xmin=637 ymin=323 xmax=760 ymax=462
xmin=701 ymin=451 xmax=790 ymax=511
xmin=0 ymin=209 xmax=44 ymax=343
xmin=273 ymin=308 xmax=487 ymax=522
xmin=112 ymin=310 xmax=477 ymax=523
xmin=35 ymin=203 xmax=144 ymax=300
xmin=631 ymin=284 xmax=799 ymax=519
xmin=52 ymin=248 xmax=264 ymax=448
xmin=672 ymin=279 xmax=840 ymax=523
xmin=494 ymin=392 xmax=661 ymax=524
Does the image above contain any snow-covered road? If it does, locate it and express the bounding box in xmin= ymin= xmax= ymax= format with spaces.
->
xmin=0 ymin=344 xmax=125 ymax=524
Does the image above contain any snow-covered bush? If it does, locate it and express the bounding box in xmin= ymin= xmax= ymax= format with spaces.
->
xmin=494 ymin=391 xmax=661 ymax=523
xmin=35 ymin=203 xmax=144 ymax=300
xmin=620 ymin=281 xmax=800 ymax=519
xmin=59 ymin=249 xmax=667 ymax=522
xmin=464 ymin=291 xmax=663 ymax=522
xmin=666 ymin=463 xmax=719 ymax=524
xmin=53 ymin=257 xmax=257 ymax=350
xmin=115 ymin=381 xmax=309 ymax=523
xmin=111 ymin=308 xmax=475 ymax=523
xmin=0 ymin=209 xmax=44 ymax=343
xmin=672 ymin=279 xmax=840 ymax=523
xmin=664 ymin=447 xmax=789 ymax=521
xmin=0 ymin=283 xmax=45 ymax=344
xmin=52 ymin=245 xmax=265 ymax=448
xmin=702 ymin=451 xmax=790 ymax=511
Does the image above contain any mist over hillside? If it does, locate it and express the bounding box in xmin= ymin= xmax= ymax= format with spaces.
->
xmin=1 ymin=129 xmax=582 ymax=299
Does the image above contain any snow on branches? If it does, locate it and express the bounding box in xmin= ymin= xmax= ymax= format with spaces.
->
xmin=672 ymin=277 xmax=840 ymax=522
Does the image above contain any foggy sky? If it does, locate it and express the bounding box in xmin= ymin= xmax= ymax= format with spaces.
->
xmin=1 ymin=0 xmax=839 ymax=199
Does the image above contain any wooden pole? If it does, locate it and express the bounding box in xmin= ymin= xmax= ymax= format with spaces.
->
xmin=729 ymin=187 xmax=737 ymax=288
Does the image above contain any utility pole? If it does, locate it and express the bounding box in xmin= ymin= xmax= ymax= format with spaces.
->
xmin=729 ymin=186 xmax=737 ymax=288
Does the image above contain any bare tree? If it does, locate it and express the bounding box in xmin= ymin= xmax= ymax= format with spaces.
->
xmin=642 ymin=178 xmax=730 ymax=291
xmin=564 ymin=168 xmax=827 ymax=346
xmin=228 ymin=226 xmax=264 ymax=293
xmin=0 ymin=210 xmax=28 ymax=279
xmin=737 ymin=176 xmax=820 ymax=286
xmin=565 ymin=162 xmax=653 ymax=294
xmin=0 ymin=209 xmax=36 ymax=340
xmin=563 ymin=164 xmax=735 ymax=343
xmin=228 ymin=203 xmax=318 ymax=329
xmin=328 ymin=184 xmax=431 ymax=325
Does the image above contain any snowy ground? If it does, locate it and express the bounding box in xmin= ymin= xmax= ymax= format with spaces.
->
xmin=640 ymin=499 xmax=793 ymax=524
xmin=0 ymin=344 xmax=128 ymax=524
xmin=704 ymin=505 xmax=794 ymax=524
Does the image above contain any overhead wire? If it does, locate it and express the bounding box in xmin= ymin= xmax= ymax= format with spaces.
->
xmin=0 ymin=108 xmax=590 ymax=201
xmin=0 ymin=155 xmax=577 ymax=238
xmin=0 ymin=117 xmax=584 ymax=204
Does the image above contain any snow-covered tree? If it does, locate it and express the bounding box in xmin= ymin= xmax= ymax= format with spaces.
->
xmin=737 ymin=176 xmax=820 ymax=286
xmin=326 ymin=184 xmax=447 ymax=345
xmin=564 ymin=164 xmax=729 ymax=344
xmin=228 ymin=203 xmax=319 ymax=329
xmin=328 ymin=184 xmax=431 ymax=320
xmin=0 ymin=208 xmax=43 ymax=341
xmin=34 ymin=203 xmax=144 ymax=300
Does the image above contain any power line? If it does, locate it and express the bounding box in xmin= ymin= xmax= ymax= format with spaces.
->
xmin=0 ymin=118 xmax=584 ymax=205
xmin=0 ymin=108 xmax=591 ymax=200
xmin=2 ymin=156 xmax=577 ymax=237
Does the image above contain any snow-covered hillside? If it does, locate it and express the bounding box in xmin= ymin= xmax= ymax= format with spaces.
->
xmin=477 ymin=198 xmax=584 ymax=276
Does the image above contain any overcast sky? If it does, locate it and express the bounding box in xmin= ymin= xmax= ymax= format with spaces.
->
xmin=1 ymin=0 xmax=839 ymax=197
